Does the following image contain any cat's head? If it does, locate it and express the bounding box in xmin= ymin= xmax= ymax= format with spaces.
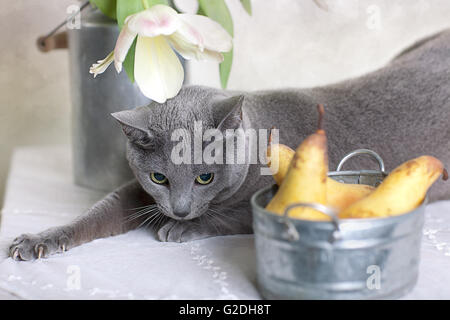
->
xmin=112 ymin=86 xmax=251 ymax=220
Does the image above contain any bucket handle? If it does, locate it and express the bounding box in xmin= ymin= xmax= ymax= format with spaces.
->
xmin=336 ymin=149 xmax=385 ymax=173
xmin=280 ymin=149 xmax=385 ymax=242
xmin=37 ymin=1 xmax=90 ymax=52
xmin=283 ymin=203 xmax=341 ymax=243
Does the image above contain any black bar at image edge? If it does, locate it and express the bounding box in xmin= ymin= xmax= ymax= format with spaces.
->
xmin=0 ymin=300 xmax=449 ymax=318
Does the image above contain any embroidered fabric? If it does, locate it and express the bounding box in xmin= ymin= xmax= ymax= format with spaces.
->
xmin=0 ymin=146 xmax=449 ymax=299
xmin=0 ymin=146 xmax=259 ymax=299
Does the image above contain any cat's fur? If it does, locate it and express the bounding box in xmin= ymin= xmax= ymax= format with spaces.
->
xmin=9 ymin=29 xmax=450 ymax=260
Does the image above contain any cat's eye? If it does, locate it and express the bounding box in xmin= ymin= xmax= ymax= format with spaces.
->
xmin=195 ymin=173 xmax=214 ymax=185
xmin=150 ymin=172 xmax=168 ymax=185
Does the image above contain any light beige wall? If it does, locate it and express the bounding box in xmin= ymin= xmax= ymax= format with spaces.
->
xmin=1 ymin=0 xmax=450 ymax=207
xmin=0 ymin=0 xmax=74 ymax=205
xmin=189 ymin=0 xmax=450 ymax=89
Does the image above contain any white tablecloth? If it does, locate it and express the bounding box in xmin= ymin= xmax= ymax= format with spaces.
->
xmin=0 ymin=146 xmax=450 ymax=299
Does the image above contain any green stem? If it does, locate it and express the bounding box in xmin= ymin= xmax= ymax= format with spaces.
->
xmin=197 ymin=5 xmax=206 ymax=15
xmin=167 ymin=0 xmax=181 ymax=13
xmin=141 ymin=0 xmax=149 ymax=9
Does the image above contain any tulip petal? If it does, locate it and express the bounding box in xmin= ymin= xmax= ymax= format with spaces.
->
xmin=178 ymin=14 xmax=233 ymax=52
xmin=168 ymin=32 xmax=224 ymax=62
xmin=134 ymin=35 xmax=184 ymax=103
xmin=89 ymin=51 xmax=114 ymax=77
xmin=127 ymin=5 xmax=181 ymax=38
xmin=114 ymin=23 xmax=137 ymax=73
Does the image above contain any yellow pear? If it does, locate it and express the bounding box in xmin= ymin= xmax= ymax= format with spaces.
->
xmin=266 ymin=143 xmax=295 ymax=185
xmin=266 ymin=141 xmax=374 ymax=212
xmin=265 ymin=104 xmax=329 ymax=221
xmin=339 ymin=156 xmax=447 ymax=219
xmin=326 ymin=178 xmax=374 ymax=212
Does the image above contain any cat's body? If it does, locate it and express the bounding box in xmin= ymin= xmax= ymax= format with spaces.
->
xmin=9 ymin=29 xmax=450 ymax=260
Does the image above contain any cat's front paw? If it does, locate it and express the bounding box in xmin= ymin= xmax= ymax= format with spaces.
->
xmin=157 ymin=220 xmax=207 ymax=243
xmin=9 ymin=232 xmax=70 ymax=261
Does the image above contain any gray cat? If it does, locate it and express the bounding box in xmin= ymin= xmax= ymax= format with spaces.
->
xmin=9 ymin=29 xmax=450 ymax=260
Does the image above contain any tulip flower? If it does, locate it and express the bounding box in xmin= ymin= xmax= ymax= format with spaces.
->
xmin=90 ymin=5 xmax=233 ymax=103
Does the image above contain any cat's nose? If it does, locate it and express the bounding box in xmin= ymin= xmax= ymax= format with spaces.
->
xmin=170 ymin=192 xmax=191 ymax=218
xmin=173 ymin=210 xmax=190 ymax=218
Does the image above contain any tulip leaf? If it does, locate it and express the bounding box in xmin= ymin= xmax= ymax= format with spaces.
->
xmin=122 ymin=39 xmax=137 ymax=83
xmin=143 ymin=0 xmax=169 ymax=9
xmin=240 ymin=0 xmax=252 ymax=15
xmin=220 ymin=51 xmax=233 ymax=89
xmin=89 ymin=0 xmax=117 ymax=20
xmin=198 ymin=0 xmax=233 ymax=36
xmin=116 ymin=0 xmax=144 ymax=28
xmin=198 ymin=0 xmax=234 ymax=88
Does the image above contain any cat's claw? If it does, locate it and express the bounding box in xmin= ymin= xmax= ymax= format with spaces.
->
xmin=9 ymin=233 xmax=70 ymax=261
xmin=37 ymin=245 xmax=44 ymax=259
xmin=12 ymin=248 xmax=19 ymax=261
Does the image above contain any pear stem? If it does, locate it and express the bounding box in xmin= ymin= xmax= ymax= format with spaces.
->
xmin=443 ymin=168 xmax=448 ymax=181
xmin=269 ymin=126 xmax=276 ymax=145
xmin=317 ymin=104 xmax=325 ymax=132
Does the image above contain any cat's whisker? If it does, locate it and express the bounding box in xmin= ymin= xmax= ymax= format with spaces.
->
xmin=124 ymin=207 xmax=157 ymax=220
xmin=136 ymin=213 xmax=157 ymax=229
xmin=152 ymin=212 xmax=165 ymax=230
xmin=203 ymin=212 xmax=221 ymax=234
xmin=123 ymin=207 xmax=159 ymax=223
xmin=125 ymin=209 xmax=159 ymax=226
xmin=131 ymin=205 xmax=158 ymax=215
xmin=207 ymin=207 xmax=240 ymax=223
xmin=155 ymin=214 xmax=168 ymax=231
xmin=144 ymin=212 xmax=163 ymax=228
xmin=206 ymin=209 xmax=236 ymax=232
xmin=209 ymin=204 xmax=243 ymax=214
xmin=125 ymin=204 xmax=157 ymax=211
xmin=124 ymin=211 xmax=150 ymax=221
xmin=136 ymin=211 xmax=161 ymax=229
xmin=209 ymin=205 xmax=239 ymax=215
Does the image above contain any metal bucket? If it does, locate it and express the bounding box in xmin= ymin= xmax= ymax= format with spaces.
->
xmin=251 ymin=149 xmax=425 ymax=299
xmin=67 ymin=8 xmax=150 ymax=191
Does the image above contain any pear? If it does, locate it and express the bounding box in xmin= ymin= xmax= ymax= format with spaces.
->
xmin=326 ymin=178 xmax=374 ymax=212
xmin=265 ymin=104 xmax=329 ymax=221
xmin=266 ymin=140 xmax=374 ymax=212
xmin=266 ymin=143 xmax=295 ymax=186
xmin=339 ymin=156 xmax=447 ymax=219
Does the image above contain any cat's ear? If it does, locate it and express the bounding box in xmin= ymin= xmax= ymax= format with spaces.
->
xmin=111 ymin=108 xmax=154 ymax=149
xmin=216 ymin=95 xmax=246 ymax=132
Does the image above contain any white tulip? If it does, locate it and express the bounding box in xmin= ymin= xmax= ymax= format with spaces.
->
xmin=89 ymin=5 xmax=233 ymax=103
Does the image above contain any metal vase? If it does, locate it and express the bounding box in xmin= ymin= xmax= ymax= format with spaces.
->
xmin=251 ymin=149 xmax=425 ymax=299
xmin=67 ymin=9 xmax=150 ymax=191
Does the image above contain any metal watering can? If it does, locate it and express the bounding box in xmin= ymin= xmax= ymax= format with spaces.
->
xmin=38 ymin=4 xmax=149 ymax=191
xmin=251 ymin=149 xmax=425 ymax=299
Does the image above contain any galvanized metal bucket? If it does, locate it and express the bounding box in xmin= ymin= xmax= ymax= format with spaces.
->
xmin=251 ymin=149 xmax=425 ymax=299
xmin=67 ymin=9 xmax=150 ymax=191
